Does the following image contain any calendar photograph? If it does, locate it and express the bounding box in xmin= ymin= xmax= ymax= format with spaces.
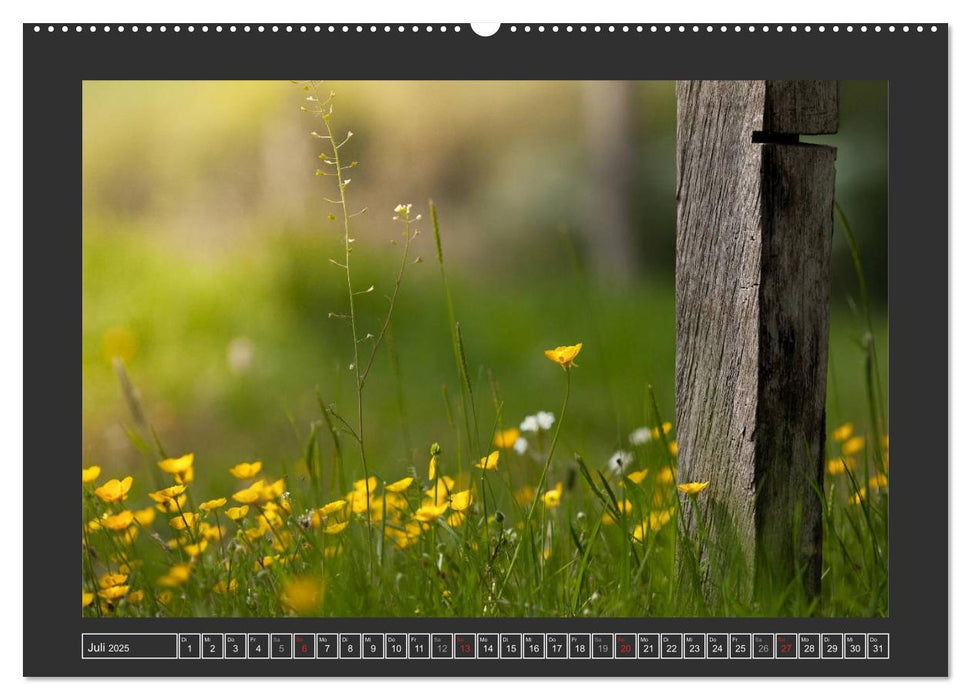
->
xmin=80 ymin=78 xmax=889 ymax=620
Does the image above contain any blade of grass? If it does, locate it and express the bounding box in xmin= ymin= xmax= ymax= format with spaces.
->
xmin=430 ymin=200 xmax=477 ymax=465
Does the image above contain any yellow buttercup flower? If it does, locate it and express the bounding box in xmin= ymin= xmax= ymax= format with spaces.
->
xmin=319 ymin=499 xmax=347 ymax=517
xmin=842 ymin=436 xmax=865 ymax=456
xmin=832 ymin=422 xmax=854 ymax=442
xmin=384 ymin=492 xmax=408 ymax=513
xmin=677 ymin=481 xmax=710 ymax=495
xmin=157 ymin=453 xmax=194 ymax=475
xmin=245 ymin=522 xmax=268 ymax=541
xmin=82 ymin=591 xmax=94 ymax=608
xmin=827 ymin=457 xmax=855 ymax=475
xmin=232 ymin=480 xmax=264 ymax=505
xmin=258 ymin=507 xmax=284 ymax=529
xmin=132 ymin=507 xmax=156 ymax=526
xmin=183 ymin=540 xmax=209 ymax=557
xmin=386 ymin=477 xmax=414 ymax=493
xmin=229 ymin=461 xmax=262 ymax=480
xmin=428 ymin=443 xmax=442 ymax=480
xmin=425 ymin=476 xmax=455 ymax=499
xmin=387 ymin=522 xmax=424 ymax=549
xmin=494 ymin=427 xmax=521 ymax=449
xmin=626 ymin=469 xmax=649 ymax=485
xmin=261 ymin=478 xmax=286 ymax=500
xmin=633 ymin=507 xmax=676 ymax=541
xmin=346 ymin=490 xmax=373 ymax=515
xmin=476 ymin=450 xmax=500 ymax=471
xmin=650 ymin=422 xmax=673 ymax=440
xmin=225 ymin=505 xmax=249 ymax=521
xmin=148 ymin=484 xmax=187 ymax=503
xmin=101 ymin=325 xmax=138 ymax=364
xmin=668 ymin=441 xmax=679 ymax=457
xmin=514 ymin=485 xmax=535 ymax=505
xmin=127 ymin=590 xmax=145 ymax=605
xmin=602 ymin=499 xmax=633 ymax=524
xmin=323 ymin=521 xmax=349 ymax=535
xmin=273 ymin=501 xmax=293 ymax=520
xmin=346 ymin=478 xmax=377 ymax=513
xmin=544 ymin=342 xmax=582 ymax=369
xmin=414 ymin=501 xmax=449 ymax=522
xmin=352 ymin=476 xmax=378 ymax=494
xmin=82 ymin=465 xmax=101 ymax=483
xmin=199 ymin=522 xmax=226 ymax=541
xmin=121 ymin=526 xmax=139 ymax=545
xmin=656 ymin=466 xmax=676 ymax=485
xmin=169 ymin=512 xmax=198 ymax=531
xmin=155 ymin=493 xmax=187 ymax=513
xmin=157 ymin=563 xmax=193 ymax=587
xmin=212 ymin=579 xmax=237 ymax=594
xmin=99 ymin=572 xmax=128 ymax=588
xmin=449 ymin=489 xmax=473 ymax=512
xmin=367 ymin=500 xmax=387 ymax=524
xmin=265 ymin=497 xmax=291 ymax=515
xmin=541 ymin=482 xmax=564 ymax=507
xmin=848 ymin=487 xmax=867 ymax=505
xmin=100 ymin=510 xmax=135 ymax=531
xmin=869 ymin=473 xmax=889 ymax=489
xmin=651 ymin=507 xmax=675 ymax=530
xmin=199 ymin=498 xmax=227 ymax=513
xmin=447 ymin=511 xmax=466 ymax=528
xmin=254 ymin=553 xmax=277 ymax=569
xmin=94 ymin=476 xmax=133 ymax=503
xmin=98 ymin=584 xmax=130 ymax=601
xmin=280 ymin=576 xmax=324 ymax=615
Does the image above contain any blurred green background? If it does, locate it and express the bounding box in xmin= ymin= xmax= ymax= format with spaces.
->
xmin=82 ymin=80 xmax=888 ymax=496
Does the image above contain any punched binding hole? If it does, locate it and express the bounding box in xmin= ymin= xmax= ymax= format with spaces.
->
xmin=471 ymin=23 xmax=500 ymax=37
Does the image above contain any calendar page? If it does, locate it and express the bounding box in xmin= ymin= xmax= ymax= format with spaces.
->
xmin=21 ymin=21 xmax=947 ymax=678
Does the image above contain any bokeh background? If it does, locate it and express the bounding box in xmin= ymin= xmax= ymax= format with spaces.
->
xmin=82 ymin=80 xmax=888 ymax=497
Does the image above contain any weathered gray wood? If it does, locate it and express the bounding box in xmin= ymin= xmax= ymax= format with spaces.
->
xmin=763 ymin=80 xmax=839 ymax=135
xmin=675 ymin=80 xmax=837 ymax=604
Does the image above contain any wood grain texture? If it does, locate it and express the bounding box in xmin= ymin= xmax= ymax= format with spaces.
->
xmin=675 ymin=80 xmax=836 ymax=603
xmin=763 ymin=81 xmax=839 ymax=135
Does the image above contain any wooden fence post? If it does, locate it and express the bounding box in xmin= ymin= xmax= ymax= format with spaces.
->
xmin=675 ymin=81 xmax=838 ymax=605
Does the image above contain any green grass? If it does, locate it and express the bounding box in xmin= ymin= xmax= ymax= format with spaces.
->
xmin=81 ymin=215 xmax=888 ymax=618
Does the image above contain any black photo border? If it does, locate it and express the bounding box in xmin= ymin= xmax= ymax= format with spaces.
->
xmin=23 ymin=22 xmax=948 ymax=677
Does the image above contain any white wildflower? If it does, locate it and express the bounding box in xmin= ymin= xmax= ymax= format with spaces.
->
xmin=536 ymin=411 xmax=555 ymax=431
xmin=520 ymin=415 xmax=540 ymax=432
xmin=607 ymin=450 xmax=635 ymax=475
xmin=629 ymin=427 xmax=652 ymax=446
xmin=513 ymin=437 xmax=529 ymax=455
xmin=520 ymin=411 xmax=555 ymax=433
